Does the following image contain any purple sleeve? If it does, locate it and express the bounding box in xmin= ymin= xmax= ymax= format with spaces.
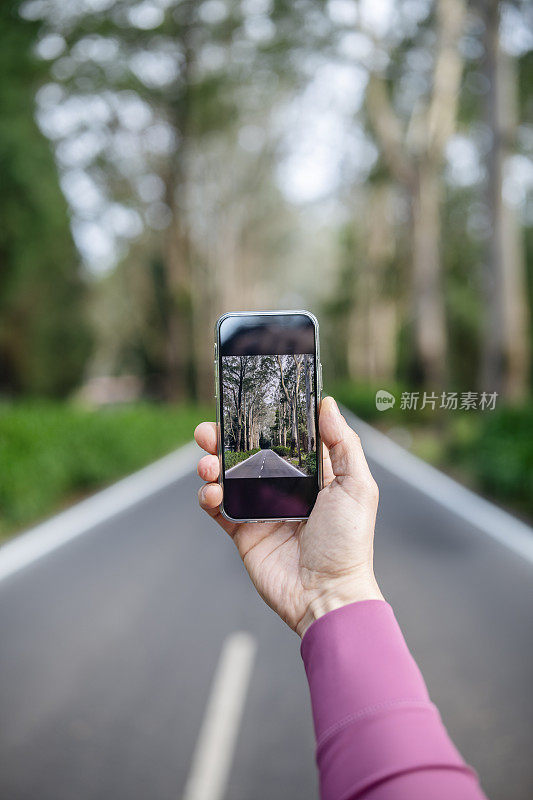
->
xmin=300 ymin=600 xmax=487 ymax=800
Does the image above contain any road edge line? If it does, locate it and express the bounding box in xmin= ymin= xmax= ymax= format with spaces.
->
xmin=341 ymin=406 xmax=533 ymax=566
xmin=224 ymin=449 xmax=259 ymax=475
xmin=0 ymin=440 xmax=199 ymax=583
xmin=181 ymin=631 xmax=257 ymax=800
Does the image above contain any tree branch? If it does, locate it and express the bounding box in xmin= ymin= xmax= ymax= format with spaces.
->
xmin=426 ymin=0 xmax=467 ymax=159
xmin=366 ymin=72 xmax=415 ymax=187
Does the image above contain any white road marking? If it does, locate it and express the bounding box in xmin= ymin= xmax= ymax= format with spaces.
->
xmin=0 ymin=441 xmax=199 ymax=583
xmin=224 ymin=450 xmax=259 ymax=475
xmin=225 ymin=449 xmax=307 ymax=477
xmin=341 ymin=407 xmax=533 ymax=566
xmin=275 ymin=454 xmax=307 ymax=477
xmin=182 ymin=631 xmax=257 ymax=800
xmin=5 ymin=407 xmax=530 ymax=583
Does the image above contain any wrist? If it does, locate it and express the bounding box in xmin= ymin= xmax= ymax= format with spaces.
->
xmin=297 ymin=575 xmax=384 ymax=639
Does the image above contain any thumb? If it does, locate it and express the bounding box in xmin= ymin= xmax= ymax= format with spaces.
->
xmin=319 ymin=396 xmax=374 ymax=484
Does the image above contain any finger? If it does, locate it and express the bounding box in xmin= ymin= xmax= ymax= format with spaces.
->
xmin=197 ymin=482 xmax=237 ymax=537
xmin=198 ymin=481 xmax=223 ymax=511
xmin=321 ymin=442 xmax=335 ymax=486
xmin=319 ymin=396 xmax=374 ymax=483
xmin=197 ymin=454 xmax=220 ymax=483
xmin=194 ymin=422 xmax=218 ymax=455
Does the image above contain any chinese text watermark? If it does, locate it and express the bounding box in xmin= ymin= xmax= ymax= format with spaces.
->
xmin=375 ymin=390 xmax=498 ymax=412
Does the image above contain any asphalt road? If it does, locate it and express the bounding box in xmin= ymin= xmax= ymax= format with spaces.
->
xmin=0 ymin=426 xmax=532 ymax=800
xmin=226 ymin=448 xmax=306 ymax=478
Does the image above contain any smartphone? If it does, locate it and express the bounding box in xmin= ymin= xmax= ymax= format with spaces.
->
xmin=214 ymin=310 xmax=323 ymax=522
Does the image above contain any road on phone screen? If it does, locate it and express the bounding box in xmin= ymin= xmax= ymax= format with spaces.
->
xmin=0 ymin=413 xmax=532 ymax=800
xmin=225 ymin=448 xmax=307 ymax=478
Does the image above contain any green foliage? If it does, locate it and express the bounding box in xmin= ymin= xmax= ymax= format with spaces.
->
xmin=332 ymin=381 xmax=385 ymax=422
xmin=224 ymin=449 xmax=260 ymax=469
xmin=0 ymin=401 xmax=210 ymax=538
xmin=450 ymin=406 xmax=533 ymax=516
xmin=331 ymin=379 xmax=533 ymax=517
xmin=0 ymin=2 xmax=92 ymax=396
xmin=330 ymin=380 xmax=422 ymax=422
xmin=303 ymin=451 xmax=316 ymax=475
xmin=271 ymin=445 xmax=290 ymax=457
xmin=442 ymin=186 xmax=484 ymax=390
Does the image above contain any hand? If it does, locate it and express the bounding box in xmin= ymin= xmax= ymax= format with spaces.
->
xmin=194 ymin=396 xmax=384 ymax=638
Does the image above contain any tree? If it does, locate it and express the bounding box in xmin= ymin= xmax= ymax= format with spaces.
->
xmin=0 ymin=0 xmax=92 ymax=397
xmin=292 ymin=354 xmax=304 ymax=466
xmin=303 ymin=354 xmax=315 ymax=452
xmin=480 ymin=0 xmax=530 ymax=398
xmin=365 ymin=0 xmax=467 ymax=387
xmin=31 ymin=0 xmax=332 ymax=402
xmin=223 ymin=355 xmax=253 ymax=451
xmin=277 ymin=354 xmax=296 ymax=455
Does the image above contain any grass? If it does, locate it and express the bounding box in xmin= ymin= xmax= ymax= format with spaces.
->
xmin=0 ymin=401 xmax=211 ymax=540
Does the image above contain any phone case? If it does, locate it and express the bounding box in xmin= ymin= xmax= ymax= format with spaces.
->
xmin=214 ymin=310 xmax=323 ymax=523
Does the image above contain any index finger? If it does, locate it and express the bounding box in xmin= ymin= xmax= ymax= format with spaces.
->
xmin=194 ymin=421 xmax=218 ymax=455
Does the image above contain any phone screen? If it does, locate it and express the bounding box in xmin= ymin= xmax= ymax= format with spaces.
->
xmin=217 ymin=312 xmax=320 ymax=521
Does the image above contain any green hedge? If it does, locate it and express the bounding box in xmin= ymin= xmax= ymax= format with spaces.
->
xmin=271 ymin=445 xmax=290 ymax=457
xmin=332 ymin=379 xmax=533 ymax=519
xmin=304 ymin=451 xmax=317 ymax=475
xmin=0 ymin=401 xmax=210 ymax=539
xmin=450 ymin=405 xmax=533 ymax=516
xmin=224 ymin=449 xmax=259 ymax=469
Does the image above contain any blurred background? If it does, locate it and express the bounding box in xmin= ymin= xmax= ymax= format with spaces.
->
xmin=0 ymin=1 xmax=532 ymax=799
xmin=1 ymin=0 xmax=532 ymax=536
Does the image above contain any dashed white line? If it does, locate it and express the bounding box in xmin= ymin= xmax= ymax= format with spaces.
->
xmin=182 ymin=631 xmax=257 ymax=800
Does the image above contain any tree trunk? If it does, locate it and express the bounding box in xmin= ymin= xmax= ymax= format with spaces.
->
xmin=162 ymin=20 xmax=196 ymax=403
xmin=293 ymin=355 xmax=303 ymax=465
xmin=304 ymin=354 xmax=315 ymax=452
xmin=164 ymin=189 xmax=193 ymax=401
xmin=277 ymin=356 xmax=294 ymax=452
xmin=235 ymin=415 xmax=242 ymax=451
xmin=481 ymin=0 xmax=530 ymax=398
xmin=243 ymin=394 xmax=248 ymax=450
xmin=364 ymin=0 xmax=466 ymax=389
xmin=234 ymin=357 xmax=247 ymax=451
xmin=411 ymin=161 xmax=447 ymax=387
xmin=287 ymin=402 xmax=295 ymax=455
xmin=247 ymin=398 xmax=255 ymax=451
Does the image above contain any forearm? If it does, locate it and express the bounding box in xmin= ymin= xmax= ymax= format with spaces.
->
xmin=301 ymin=600 xmax=487 ymax=800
